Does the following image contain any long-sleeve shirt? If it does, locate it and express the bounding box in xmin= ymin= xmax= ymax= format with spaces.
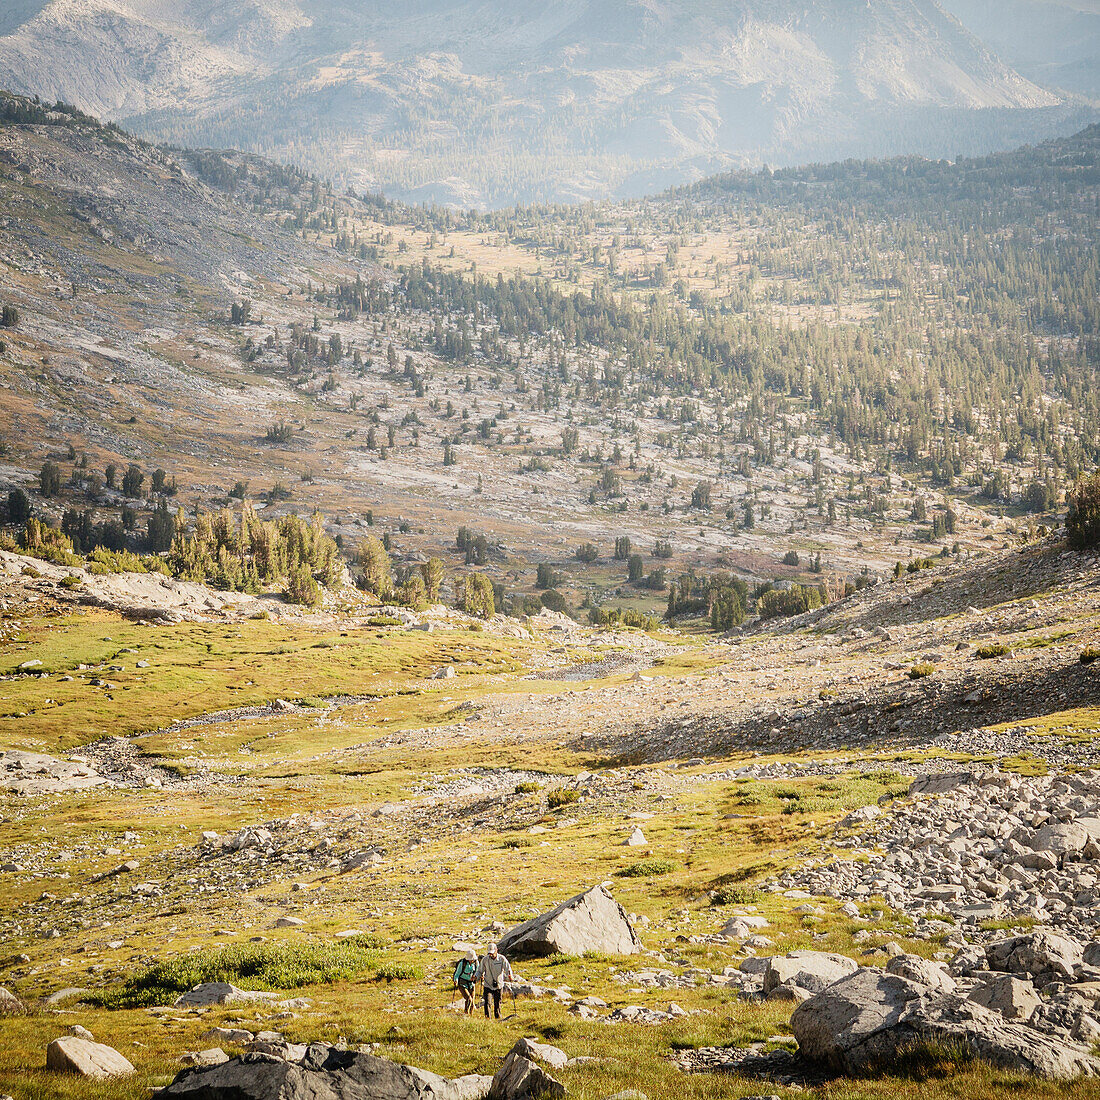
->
xmin=474 ymin=953 xmax=514 ymax=990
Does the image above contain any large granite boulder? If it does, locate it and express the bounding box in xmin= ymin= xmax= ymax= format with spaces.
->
xmin=46 ymin=1036 xmax=135 ymax=1079
xmin=968 ymin=975 xmax=1042 ymax=1022
xmin=763 ymin=951 xmax=858 ymax=995
xmin=986 ymin=932 xmax=1083 ymax=981
xmin=791 ymin=967 xmax=1099 ymax=1080
xmin=1029 ymin=819 xmax=1100 ymax=860
xmin=885 ymin=954 xmax=957 ymax=994
xmin=155 ymin=1044 xmax=492 ymax=1100
xmin=497 ymin=885 xmax=639 ymax=958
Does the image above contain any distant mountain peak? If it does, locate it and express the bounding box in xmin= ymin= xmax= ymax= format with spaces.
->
xmin=0 ymin=0 xmax=1089 ymax=207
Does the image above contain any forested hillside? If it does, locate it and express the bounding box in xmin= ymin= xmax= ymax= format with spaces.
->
xmin=0 ymin=94 xmax=1097 ymax=629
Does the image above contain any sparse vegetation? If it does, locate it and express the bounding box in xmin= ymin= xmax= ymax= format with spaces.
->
xmin=86 ymin=941 xmax=382 ymax=1009
xmin=547 ymin=788 xmax=581 ymax=809
xmin=617 ymin=858 xmax=675 ymax=877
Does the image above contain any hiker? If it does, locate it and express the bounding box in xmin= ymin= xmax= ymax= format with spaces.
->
xmin=474 ymin=942 xmax=513 ymax=1019
xmin=453 ymin=948 xmax=477 ymax=1014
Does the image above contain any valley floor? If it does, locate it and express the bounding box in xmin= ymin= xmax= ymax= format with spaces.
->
xmin=3 ymin=537 xmax=1100 ymax=1098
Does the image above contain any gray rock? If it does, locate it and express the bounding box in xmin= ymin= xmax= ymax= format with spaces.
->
xmin=765 ymin=983 xmax=812 ymax=1003
xmin=181 ymin=1049 xmax=229 ymax=1068
xmin=200 ymin=1027 xmax=254 ymax=1045
xmin=0 ymin=987 xmax=25 ymax=1015
xmin=46 ymin=1036 xmax=135 ymax=1079
xmin=510 ymin=1038 xmax=568 ymax=1070
xmin=886 ymin=954 xmax=957 ymax=994
xmin=487 ymin=1050 xmax=564 ymax=1100
xmin=791 ymin=967 xmax=1098 ymax=1080
xmin=155 ymin=1043 xmax=489 ymax=1100
xmin=986 ymin=932 xmax=1083 ymax=980
xmin=498 ymin=885 xmax=640 ymax=957
xmin=969 ymin=975 xmax=1042 ymax=1022
xmin=763 ymin=951 xmax=859 ymax=995
xmin=44 ymin=987 xmax=88 ymax=1006
xmin=174 ymin=983 xmax=281 ymax=1008
xmin=1030 ymin=820 xmax=1100 ymax=859
xmin=909 ymin=770 xmax=993 ymax=796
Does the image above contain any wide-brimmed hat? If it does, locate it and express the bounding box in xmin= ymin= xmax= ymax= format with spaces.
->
xmin=464 ymin=948 xmax=477 ymax=961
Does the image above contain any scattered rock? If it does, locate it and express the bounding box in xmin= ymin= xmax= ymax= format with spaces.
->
xmin=173 ymin=983 xmax=281 ymax=1008
xmin=763 ymin=951 xmax=858 ymax=995
xmin=488 ymin=1047 xmax=565 ymax=1100
xmin=155 ymin=1043 xmax=493 ymax=1100
xmin=45 ymin=1036 xmax=135 ymax=1079
xmin=200 ymin=1028 xmax=254 ymax=1045
xmin=181 ymin=1049 xmax=229 ymax=1068
xmin=510 ymin=1037 xmax=568 ymax=1070
xmin=885 ymin=954 xmax=957 ymax=994
xmin=986 ymin=932 xmax=1083 ymax=981
xmin=969 ymin=974 xmax=1042 ymax=1022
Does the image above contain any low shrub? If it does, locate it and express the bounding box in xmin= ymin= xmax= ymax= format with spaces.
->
xmin=712 ymin=884 xmax=762 ymax=906
xmin=1081 ymin=647 xmax=1100 ymax=666
xmin=908 ymin=662 xmax=935 ymax=679
xmin=84 ymin=940 xmax=381 ymax=1009
xmin=975 ymin=642 xmax=1010 ymax=659
xmin=501 ymin=837 xmax=534 ymax=849
xmin=514 ymin=781 xmax=541 ymax=794
xmin=617 ymin=858 xmax=675 ymax=877
xmin=59 ymin=573 xmax=82 ymax=589
xmin=547 ymin=788 xmax=580 ymax=810
xmin=374 ymin=961 xmax=423 ymax=982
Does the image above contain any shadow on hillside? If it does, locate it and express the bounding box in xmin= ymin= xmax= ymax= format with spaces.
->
xmin=607 ymin=657 xmax=1100 ymax=764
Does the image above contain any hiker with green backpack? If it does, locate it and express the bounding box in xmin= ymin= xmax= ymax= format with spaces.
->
xmin=453 ymin=948 xmax=477 ymax=1014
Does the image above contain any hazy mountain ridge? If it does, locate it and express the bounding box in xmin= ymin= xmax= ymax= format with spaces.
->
xmin=940 ymin=0 xmax=1100 ymax=98
xmin=0 ymin=1 xmax=1092 ymax=206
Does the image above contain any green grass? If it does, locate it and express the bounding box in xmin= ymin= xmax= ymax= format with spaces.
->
xmin=547 ymin=788 xmax=581 ymax=809
xmin=0 ymin=609 xmax=530 ymax=752
xmin=617 ymin=857 xmax=676 ymax=877
xmin=85 ymin=940 xmax=384 ymax=1009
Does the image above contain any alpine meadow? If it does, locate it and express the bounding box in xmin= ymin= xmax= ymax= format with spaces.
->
xmin=2 ymin=4 xmax=1100 ymax=1100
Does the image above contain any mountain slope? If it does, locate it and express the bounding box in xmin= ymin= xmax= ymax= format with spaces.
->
xmin=0 ymin=0 xmax=1091 ymax=207
xmin=940 ymin=0 xmax=1100 ymax=98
